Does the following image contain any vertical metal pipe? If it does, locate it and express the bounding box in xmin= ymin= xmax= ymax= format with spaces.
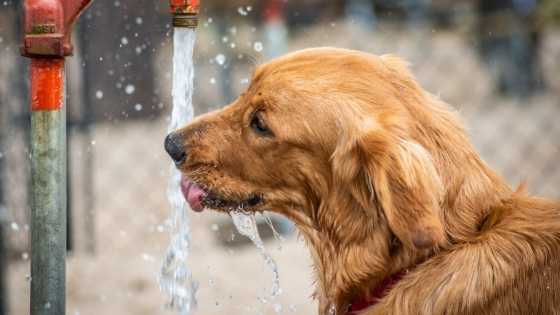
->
xmin=0 ymin=112 xmax=5 ymax=315
xmin=0 ymin=221 xmax=5 ymax=315
xmin=66 ymin=132 xmax=73 ymax=252
xmin=77 ymin=27 xmax=96 ymax=254
xmin=29 ymin=58 xmax=66 ymax=315
xmin=0 ymin=159 xmax=5 ymax=315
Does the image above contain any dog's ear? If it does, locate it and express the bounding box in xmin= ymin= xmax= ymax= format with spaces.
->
xmin=332 ymin=126 xmax=446 ymax=250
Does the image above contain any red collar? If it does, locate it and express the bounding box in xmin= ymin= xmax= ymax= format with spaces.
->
xmin=346 ymin=271 xmax=406 ymax=315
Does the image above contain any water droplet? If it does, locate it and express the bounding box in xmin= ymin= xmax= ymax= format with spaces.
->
xmin=238 ymin=6 xmax=248 ymax=16
xmin=253 ymin=42 xmax=263 ymax=52
xmin=21 ymin=252 xmax=29 ymax=260
xmin=125 ymin=84 xmax=135 ymax=95
xmin=273 ymin=303 xmax=283 ymax=313
xmin=215 ymin=54 xmax=226 ymax=65
xmin=134 ymin=103 xmax=143 ymax=111
xmin=135 ymin=17 xmax=143 ymax=25
xmin=44 ymin=302 xmax=51 ymax=309
xmin=141 ymin=253 xmax=154 ymax=262
xmin=208 ymin=279 xmax=215 ymax=287
xmin=121 ymin=37 xmax=128 ymax=45
xmin=95 ymin=90 xmax=104 ymax=99
xmin=211 ymin=224 xmax=219 ymax=231
xmin=135 ymin=46 xmax=142 ymax=54
xmin=10 ymin=222 xmax=19 ymax=231
xmin=209 ymin=77 xmax=216 ymax=85
xmin=25 ymin=274 xmax=32 ymax=282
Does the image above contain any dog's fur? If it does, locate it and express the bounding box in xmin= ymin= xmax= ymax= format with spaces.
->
xmin=172 ymin=48 xmax=560 ymax=314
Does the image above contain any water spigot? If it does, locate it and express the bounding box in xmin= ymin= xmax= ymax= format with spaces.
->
xmin=21 ymin=0 xmax=93 ymax=57
xmin=169 ymin=0 xmax=200 ymax=28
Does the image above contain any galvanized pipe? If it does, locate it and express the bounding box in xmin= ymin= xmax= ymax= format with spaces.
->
xmin=29 ymin=58 xmax=67 ymax=315
xmin=77 ymin=28 xmax=96 ymax=254
xmin=0 ymin=99 xmax=6 ymax=315
xmin=22 ymin=1 xmax=92 ymax=313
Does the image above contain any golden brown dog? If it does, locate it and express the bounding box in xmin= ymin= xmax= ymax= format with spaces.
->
xmin=164 ymin=48 xmax=560 ymax=315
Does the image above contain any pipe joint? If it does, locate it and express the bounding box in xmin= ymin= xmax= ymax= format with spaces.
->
xmin=22 ymin=0 xmax=93 ymax=57
xmin=170 ymin=0 xmax=200 ymax=28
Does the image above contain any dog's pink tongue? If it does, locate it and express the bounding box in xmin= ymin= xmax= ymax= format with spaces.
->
xmin=180 ymin=177 xmax=206 ymax=212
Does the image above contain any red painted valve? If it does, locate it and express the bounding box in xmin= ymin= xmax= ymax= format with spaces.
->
xmin=22 ymin=0 xmax=93 ymax=57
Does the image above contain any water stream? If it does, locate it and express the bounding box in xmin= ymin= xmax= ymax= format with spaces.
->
xmin=159 ymin=27 xmax=281 ymax=314
xmin=230 ymin=211 xmax=281 ymax=299
xmin=159 ymin=27 xmax=198 ymax=315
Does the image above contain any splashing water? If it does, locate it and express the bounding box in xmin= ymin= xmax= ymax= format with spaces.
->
xmin=159 ymin=28 xmax=197 ymax=315
xmin=230 ymin=210 xmax=281 ymax=298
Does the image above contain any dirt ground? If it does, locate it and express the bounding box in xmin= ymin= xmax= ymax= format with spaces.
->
xmin=5 ymin=20 xmax=560 ymax=315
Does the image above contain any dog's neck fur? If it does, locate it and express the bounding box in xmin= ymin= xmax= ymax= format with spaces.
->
xmin=299 ymin=193 xmax=425 ymax=313
xmin=295 ymin=95 xmax=512 ymax=314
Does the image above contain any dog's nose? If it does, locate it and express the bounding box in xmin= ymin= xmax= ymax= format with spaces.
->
xmin=164 ymin=133 xmax=187 ymax=165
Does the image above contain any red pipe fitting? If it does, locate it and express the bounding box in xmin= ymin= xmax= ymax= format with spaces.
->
xmin=169 ymin=0 xmax=200 ymax=28
xmin=30 ymin=58 xmax=65 ymax=111
xmin=169 ymin=0 xmax=200 ymax=15
xmin=22 ymin=0 xmax=93 ymax=57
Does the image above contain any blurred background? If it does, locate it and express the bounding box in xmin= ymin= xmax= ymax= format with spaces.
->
xmin=1 ymin=0 xmax=559 ymax=314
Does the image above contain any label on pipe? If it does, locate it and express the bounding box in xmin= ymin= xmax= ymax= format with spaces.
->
xmin=31 ymin=58 xmax=64 ymax=111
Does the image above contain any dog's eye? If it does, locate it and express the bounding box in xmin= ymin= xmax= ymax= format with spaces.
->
xmin=250 ymin=113 xmax=273 ymax=137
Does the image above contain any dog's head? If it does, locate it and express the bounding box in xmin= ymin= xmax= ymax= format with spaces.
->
xmin=165 ymin=48 xmax=446 ymax=252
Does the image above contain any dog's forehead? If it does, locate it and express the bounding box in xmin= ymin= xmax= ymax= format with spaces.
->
xmin=252 ymin=50 xmax=332 ymax=84
xmin=251 ymin=50 xmax=384 ymax=94
xmin=247 ymin=58 xmax=326 ymax=108
xmin=241 ymin=48 xmax=394 ymax=124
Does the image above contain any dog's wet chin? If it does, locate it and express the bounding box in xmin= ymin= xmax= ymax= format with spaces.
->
xmin=180 ymin=176 xmax=263 ymax=212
